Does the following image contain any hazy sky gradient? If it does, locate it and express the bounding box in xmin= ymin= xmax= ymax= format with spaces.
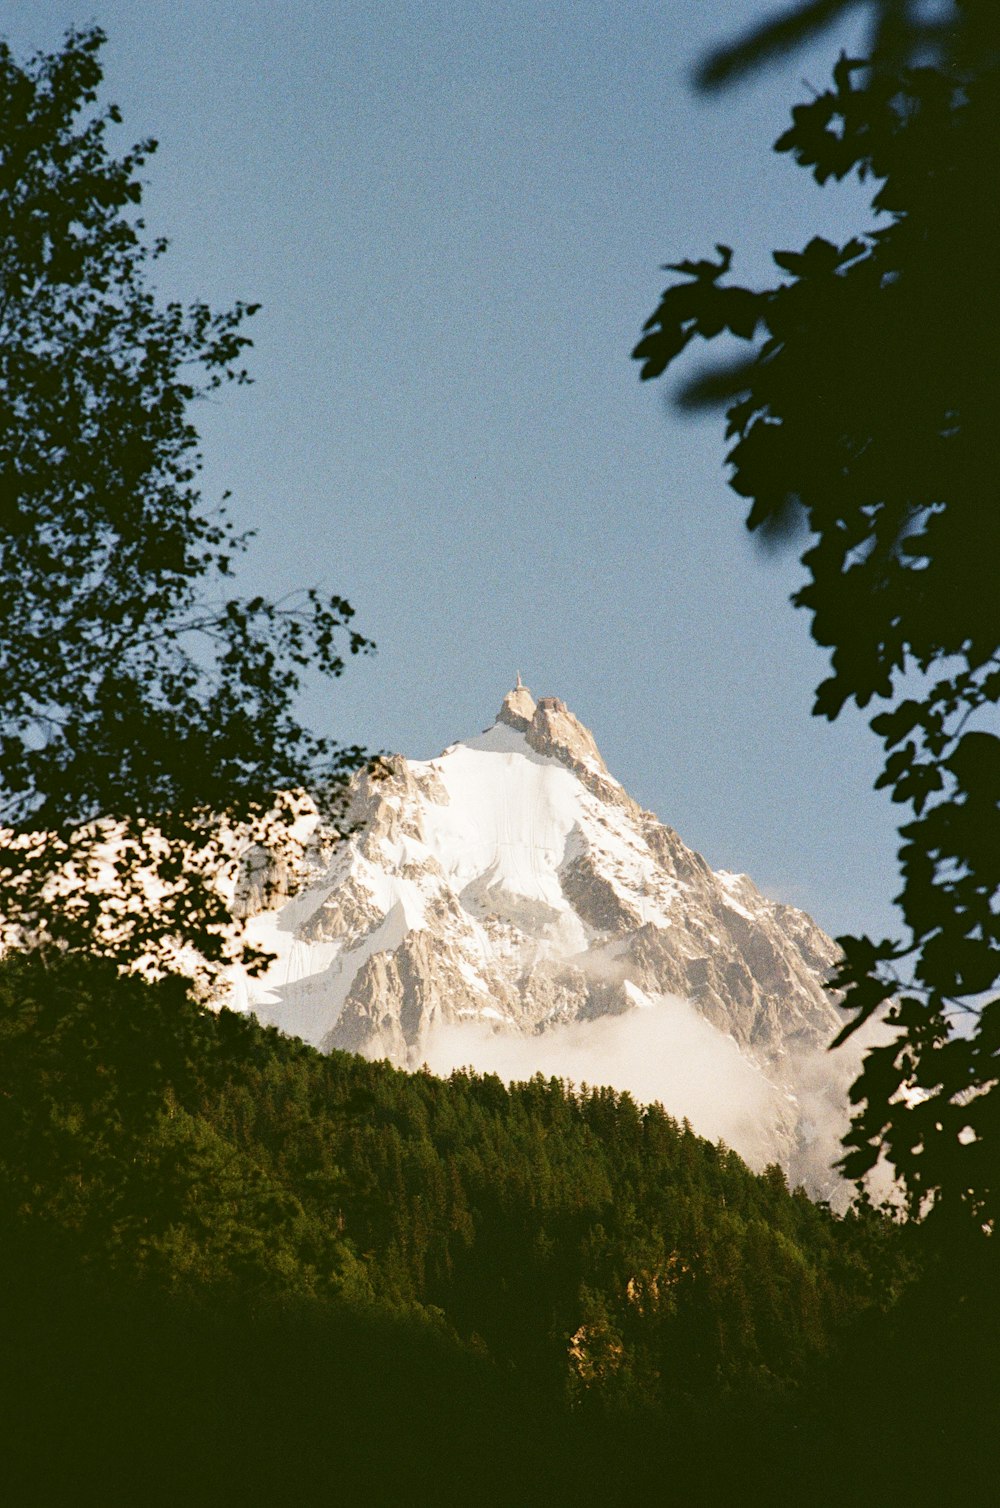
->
xmin=7 ymin=2 xmax=901 ymax=942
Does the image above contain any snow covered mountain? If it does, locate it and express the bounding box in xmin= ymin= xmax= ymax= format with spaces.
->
xmin=230 ymin=682 xmax=855 ymax=1189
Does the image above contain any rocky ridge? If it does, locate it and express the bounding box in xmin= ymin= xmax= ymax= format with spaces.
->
xmin=231 ymin=684 xmax=848 ymax=1185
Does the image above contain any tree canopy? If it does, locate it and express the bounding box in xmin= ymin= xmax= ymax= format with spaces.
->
xmin=2 ymin=950 xmax=924 ymax=1502
xmin=634 ymin=0 xmax=1000 ymax=1233
xmin=0 ymin=27 xmax=369 ymax=976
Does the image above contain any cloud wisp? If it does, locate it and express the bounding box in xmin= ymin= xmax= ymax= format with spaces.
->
xmin=421 ymin=992 xmax=793 ymax=1172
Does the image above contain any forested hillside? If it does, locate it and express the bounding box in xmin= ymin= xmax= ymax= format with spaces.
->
xmin=4 ymin=954 xmax=993 ymax=1505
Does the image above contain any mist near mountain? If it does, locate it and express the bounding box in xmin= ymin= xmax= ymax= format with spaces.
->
xmin=232 ymin=681 xmax=867 ymax=1193
xmin=422 ymin=991 xmax=788 ymax=1170
xmin=422 ymin=994 xmax=894 ymax=1199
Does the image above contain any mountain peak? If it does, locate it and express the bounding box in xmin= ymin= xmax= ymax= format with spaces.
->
xmin=497 ymin=675 xmax=537 ymax=731
xmin=232 ymin=682 xmax=847 ymax=1191
xmin=530 ymin=695 xmax=609 ymax=776
xmin=496 ymin=680 xmax=612 ymax=787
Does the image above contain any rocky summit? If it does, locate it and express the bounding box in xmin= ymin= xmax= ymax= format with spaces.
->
xmin=230 ymin=683 xmax=854 ymax=1190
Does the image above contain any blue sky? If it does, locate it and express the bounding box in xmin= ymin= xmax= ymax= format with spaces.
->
xmin=7 ymin=1 xmax=901 ymax=942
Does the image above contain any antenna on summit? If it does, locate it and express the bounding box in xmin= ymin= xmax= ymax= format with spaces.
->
xmin=515 ymin=670 xmax=524 ymax=689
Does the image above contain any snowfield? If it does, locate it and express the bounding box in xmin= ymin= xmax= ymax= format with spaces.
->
xmin=228 ymin=685 xmax=856 ymax=1196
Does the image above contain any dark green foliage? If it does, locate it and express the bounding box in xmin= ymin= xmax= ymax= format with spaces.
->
xmin=635 ymin=0 xmax=1000 ymax=1233
xmin=0 ymin=27 xmax=369 ymax=974
xmin=696 ymin=0 xmax=988 ymax=91
xmin=0 ymin=953 xmax=886 ymax=1495
xmin=0 ymin=954 xmax=890 ymax=1388
xmin=2 ymin=956 xmax=994 ymax=1504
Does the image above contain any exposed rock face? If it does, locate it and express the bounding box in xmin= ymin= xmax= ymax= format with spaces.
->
xmin=499 ymin=689 xmax=632 ymax=810
xmin=497 ymin=678 xmax=537 ymax=730
xmin=230 ymin=683 xmax=848 ymax=1189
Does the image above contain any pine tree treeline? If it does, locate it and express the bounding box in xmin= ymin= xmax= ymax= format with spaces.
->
xmin=0 ymin=954 xmax=900 ymax=1393
xmin=1 ymin=953 xmax=951 ymax=1505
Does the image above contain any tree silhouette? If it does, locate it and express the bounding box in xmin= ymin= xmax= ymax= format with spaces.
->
xmin=0 ymin=27 xmax=370 ymax=976
xmin=635 ymin=0 xmax=1000 ymax=1234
